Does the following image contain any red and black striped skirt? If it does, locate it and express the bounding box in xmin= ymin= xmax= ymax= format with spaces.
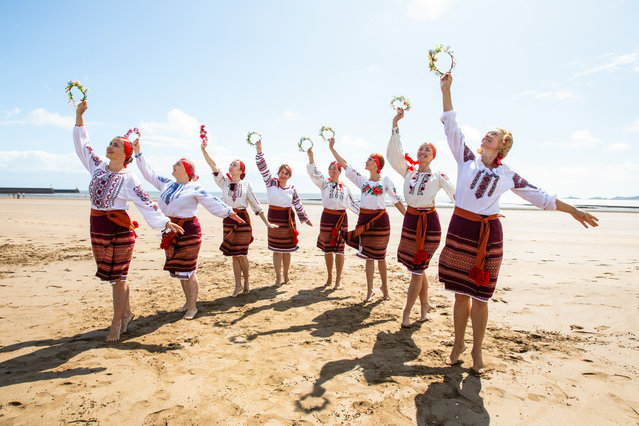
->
xmin=163 ymin=217 xmax=202 ymax=278
xmin=90 ymin=214 xmax=136 ymax=283
xmin=438 ymin=213 xmax=503 ymax=301
xmin=267 ymin=206 xmax=299 ymax=253
xmin=397 ymin=208 xmax=441 ymax=274
xmin=220 ymin=209 xmax=254 ymax=257
xmin=346 ymin=209 xmax=390 ymax=261
xmin=317 ymin=208 xmax=348 ymax=254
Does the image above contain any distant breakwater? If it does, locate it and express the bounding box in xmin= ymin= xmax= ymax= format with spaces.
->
xmin=0 ymin=187 xmax=79 ymax=194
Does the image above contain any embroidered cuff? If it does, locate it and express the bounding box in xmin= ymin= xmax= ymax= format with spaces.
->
xmin=392 ymin=127 xmax=399 ymax=135
xmin=134 ymin=152 xmax=143 ymax=159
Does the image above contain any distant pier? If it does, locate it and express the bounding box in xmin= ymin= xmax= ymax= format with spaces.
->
xmin=0 ymin=187 xmax=80 ymax=194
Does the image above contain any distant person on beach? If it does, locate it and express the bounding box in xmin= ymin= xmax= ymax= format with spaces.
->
xmin=386 ymin=107 xmax=456 ymax=328
xmin=73 ymin=100 xmax=183 ymax=342
xmin=329 ymin=139 xmax=406 ymax=302
xmin=439 ymin=73 xmax=598 ymax=374
xmin=133 ymin=139 xmax=244 ymax=319
xmin=201 ymin=139 xmax=277 ymax=297
xmin=255 ymin=139 xmax=313 ymax=285
xmin=306 ymin=145 xmax=360 ymax=289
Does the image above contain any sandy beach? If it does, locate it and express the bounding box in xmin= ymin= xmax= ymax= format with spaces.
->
xmin=0 ymin=198 xmax=638 ymax=424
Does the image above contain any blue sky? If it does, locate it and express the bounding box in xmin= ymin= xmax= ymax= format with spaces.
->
xmin=1 ymin=0 xmax=638 ymax=199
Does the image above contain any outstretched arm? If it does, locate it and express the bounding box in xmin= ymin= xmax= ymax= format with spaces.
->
xmin=75 ymin=100 xmax=87 ymax=126
xmin=555 ymin=199 xmax=599 ymax=228
xmin=441 ymin=73 xmax=453 ymax=112
xmin=328 ymin=138 xmax=348 ymax=168
xmin=200 ymin=139 xmax=218 ymax=173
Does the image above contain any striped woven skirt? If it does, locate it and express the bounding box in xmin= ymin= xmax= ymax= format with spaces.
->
xmin=163 ymin=217 xmax=202 ymax=278
xmin=397 ymin=207 xmax=441 ymax=274
xmin=346 ymin=209 xmax=390 ymax=261
xmin=317 ymin=208 xmax=348 ymax=254
xmin=267 ymin=206 xmax=299 ymax=253
xmin=438 ymin=213 xmax=503 ymax=301
xmin=90 ymin=214 xmax=136 ymax=283
xmin=220 ymin=209 xmax=254 ymax=257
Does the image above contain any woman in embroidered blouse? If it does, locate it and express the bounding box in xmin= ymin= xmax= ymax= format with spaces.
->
xmin=201 ymin=140 xmax=276 ymax=297
xmin=387 ymin=107 xmax=456 ymax=328
xmin=255 ymin=139 xmax=313 ymax=285
xmin=74 ymin=101 xmax=183 ymax=342
xmin=439 ymin=73 xmax=598 ymax=373
xmin=132 ymin=140 xmax=244 ymax=320
xmin=306 ymin=146 xmax=360 ymax=289
xmin=329 ymin=139 xmax=406 ymax=302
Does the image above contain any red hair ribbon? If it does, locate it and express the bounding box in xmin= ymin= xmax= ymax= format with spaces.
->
xmin=180 ymin=158 xmax=194 ymax=181
xmin=279 ymin=164 xmax=292 ymax=177
xmin=428 ymin=143 xmax=437 ymax=159
xmin=372 ymin=154 xmax=381 ymax=173
xmin=404 ymin=153 xmax=419 ymax=171
xmin=496 ymin=154 xmax=503 ymax=166
xmin=227 ymin=160 xmax=246 ymax=181
xmin=121 ymin=137 xmax=132 ymax=167
xmin=330 ymin=161 xmax=342 ymax=171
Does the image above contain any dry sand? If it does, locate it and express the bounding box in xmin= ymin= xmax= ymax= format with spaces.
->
xmin=0 ymin=198 xmax=638 ymax=425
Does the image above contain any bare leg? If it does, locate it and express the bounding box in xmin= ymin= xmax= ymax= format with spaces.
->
xmin=364 ymin=259 xmax=375 ymax=302
xmin=470 ymin=299 xmax=489 ymax=373
xmin=183 ymin=273 xmax=199 ymax=320
xmin=447 ymin=294 xmax=470 ymax=365
xmin=334 ymin=254 xmax=344 ymax=289
xmin=232 ymin=257 xmax=242 ymax=297
xmin=273 ymin=252 xmax=282 ymax=285
xmin=418 ymin=274 xmax=431 ymax=321
xmin=401 ymin=273 xmax=423 ymax=327
xmin=177 ymin=280 xmax=188 ymax=312
xmin=239 ymin=256 xmax=250 ymax=293
xmin=120 ymin=282 xmax=135 ymax=334
xmin=323 ymin=253 xmax=334 ymax=286
xmin=107 ymin=280 xmax=128 ymax=342
xmin=378 ymin=260 xmax=389 ymax=300
xmin=283 ymin=253 xmax=291 ymax=283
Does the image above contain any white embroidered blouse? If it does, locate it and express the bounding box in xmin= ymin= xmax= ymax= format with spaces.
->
xmin=135 ymin=153 xmax=232 ymax=219
xmin=256 ymin=152 xmax=310 ymax=223
xmin=212 ymin=171 xmax=263 ymax=214
xmin=344 ymin=165 xmax=401 ymax=210
xmin=306 ymin=163 xmax=359 ymax=214
xmin=73 ymin=126 xmax=169 ymax=230
xmin=441 ymin=110 xmax=557 ymax=215
xmin=386 ymin=128 xmax=456 ymax=208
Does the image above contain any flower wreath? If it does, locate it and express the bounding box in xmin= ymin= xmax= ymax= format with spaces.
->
xmin=428 ymin=44 xmax=456 ymax=77
xmin=318 ymin=126 xmax=335 ymax=142
xmin=65 ymin=80 xmax=88 ymax=107
xmin=390 ymin=96 xmax=411 ymax=112
xmin=246 ymin=131 xmax=262 ymax=146
xmin=298 ymin=137 xmax=313 ymax=152
xmin=124 ymin=128 xmax=141 ymax=142
xmin=200 ymin=125 xmax=208 ymax=144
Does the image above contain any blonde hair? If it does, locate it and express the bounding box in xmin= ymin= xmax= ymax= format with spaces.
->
xmin=477 ymin=128 xmax=514 ymax=159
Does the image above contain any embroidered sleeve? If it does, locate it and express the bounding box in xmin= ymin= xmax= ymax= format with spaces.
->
xmin=438 ymin=171 xmax=456 ymax=202
xmin=127 ymin=175 xmax=168 ymax=230
xmin=212 ymin=171 xmax=227 ymax=190
xmin=135 ymin=153 xmax=168 ymax=191
xmin=246 ymin=182 xmax=263 ymax=215
xmin=306 ymin=163 xmax=328 ymax=189
xmin=441 ymin=110 xmax=475 ymax=165
xmin=344 ymin=184 xmax=360 ymax=215
xmin=345 ymin=164 xmax=367 ymax=188
xmin=196 ymin=187 xmax=233 ymax=218
xmin=256 ymin=152 xmax=276 ymax=187
xmin=292 ymin=187 xmax=310 ymax=223
xmin=384 ymin=176 xmax=402 ymax=204
xmin=510 ymin=172 xmax=557 ymax=210
xmin=386 ymin=129 xmax=409 ymax=177
xmin=73 ymin=125 xmax=103 ymax=173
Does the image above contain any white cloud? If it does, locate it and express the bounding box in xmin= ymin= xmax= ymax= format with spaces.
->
xmin=0 ymin=107 xmax=74 ymax=128
xmin=0 ymin=150 xmax=85 ymax=173
xmin=626 ymin=117 xmax=639 ymax=133
xmin=566 ymin=129 xmax=600 ymax=147
xmin=573 ymin=51 xmax=639 ymax=78
xmin=138 ymin=108 xmax=201 ymax=148
xmin=282 ymin=109 xmax=301 ymax=120
xmin=405 ymin=0 xmax=453 ymax=21
xmin=604 ymin=143 xmax=630 ymax=152
xmin=340 ymin=135 xmax=368 ymax=148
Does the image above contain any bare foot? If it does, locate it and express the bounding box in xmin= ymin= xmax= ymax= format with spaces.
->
xmin=232 ymin=285 xmax=242 ymax=297
xmin=324 ymin=278 xmax=332 ymax=287
xmin=470 ymin=348 xmax=486 ymax=374
xmin=183 ymin=308 xmax=198 ymax=320
xmin=364 ymin=289 xmax=376 ymax=303
xmin=176 ymin=304 xmax=188 ymax=313
xmin=418 ymin=303 xmax=432 ymax=322
xmin=381 ymin=286 xmax=390 ymax=301
xmin=401 ymin=310 xmax=411 ymax=328
xmin=242 ymin=287 xmax=250 ymax=294
xmin=120 ymin=312 xmax=135 ymax=334
xmin=333 ymin=285 xmax=342 ymax=290
xmin=106 ymin=320 xmax=122 ymax=342
xmin=446 ymin=343 xmax=467 ymax=365
xmin=274 ymin=278 xmax=282 ymax=286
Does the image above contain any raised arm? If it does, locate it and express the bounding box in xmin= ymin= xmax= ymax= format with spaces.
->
xmin=73 ymin=100 xmax=102 ymax=172
xmin=132 ymin=139 xmax=167 ymax=191
xmin=255 ymin=140 xmax=275 ymax=186
xmin=328 ymin=138 xmax=348 ymax=169
xmin=386 ymin=108 xmax=409 ymax=177
xmin=441 ymin=73 xmax=453 ymax=112
xmin=306 ymin=148 xmax=328 ymax=189
xmin=200 ymin=139 xmax=219 ymax=173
